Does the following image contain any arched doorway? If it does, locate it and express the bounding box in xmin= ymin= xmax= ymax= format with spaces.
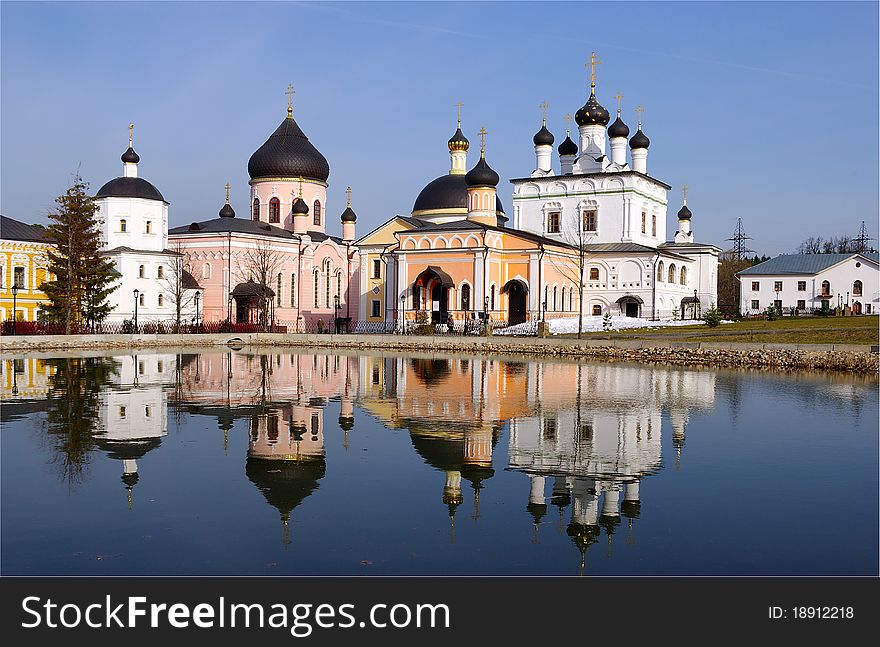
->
xmin=616 ymin=295 xmax=643 ymax=318
xmin=414 ymin=266 xmax=453 ymax=325
xmin=853 ymin=301 xmax=862 ymax=315
xmin=502 ymin=280 xmax=528 ymax=325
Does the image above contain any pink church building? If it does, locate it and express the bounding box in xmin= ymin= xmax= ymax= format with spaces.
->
xmin=169 ymin=99 xmax=359 ymax=331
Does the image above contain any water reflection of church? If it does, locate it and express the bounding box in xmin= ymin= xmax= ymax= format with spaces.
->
xmin=357 ymin=354 xmax=716 ymax=571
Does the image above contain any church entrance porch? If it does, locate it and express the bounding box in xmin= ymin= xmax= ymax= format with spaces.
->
xmin=413 ymin=266 xmax=453 ymax=325
xmin=502 ymin=279 xmax=528 ymax=325
xmin=680 ymin=295 xmax=701 ymax=320
xmin=232 ymin=280 xmax=275 ymax=325
xmin=616 ymin=295 xmax=643 ymax=318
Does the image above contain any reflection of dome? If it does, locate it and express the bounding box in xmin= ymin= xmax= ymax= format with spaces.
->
xmin=409 ymin=358 xmax=451 ymax=387
xmin=245 ymin=456 xmax=326 ymax=520
xmin=247 ymin=114 xmax=330 ymax=182
xmin=412 ymin=174 xmax=504 ymax=216
xmin=621 ymin=500 xmax=641 ymax=519
xmin=95 ymin=437 xmax=163 ymax=461
xmin=338 ymin=416 xmax=354 ymax=431
xmin=408 ymin=424 xmax=497 ymax=488
xmin=527 ymin=501 xmax=548 ymax=524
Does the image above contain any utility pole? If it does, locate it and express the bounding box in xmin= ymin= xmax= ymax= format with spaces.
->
xmin=726 ymin=218 xmax=754 ymax=261
xmin=853 ymin=220 xmax=875 ymax=253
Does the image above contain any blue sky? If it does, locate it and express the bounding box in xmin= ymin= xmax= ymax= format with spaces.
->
xmin=2 ymin=1 xmax=877 ymax=254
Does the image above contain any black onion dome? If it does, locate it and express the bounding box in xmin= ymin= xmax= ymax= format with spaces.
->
xmin=448 ymin=127 xmax=469 ymax=152
xmin=340 ymin=206 xmax=357 ymax=223
xmin=677 ymin=204 xmax=692 ymax=220
xmin=608 ymin=115 xmax=630 ymax=138
xmin=630 ymin=128 xmax=650 ymax=149
xmin=248 ymin=115 xmax=330 ymax=182
xmin=219 ymin=202 xmax=235 ymax=218
xmin=558 ymin=134 xmax=578 ymax=156
xmin=465 ymin=155 xmax=500 ymax=188
xmin=96 ymin=177 xmax=166 ymax=202
xmin=413 ymin=174 xmax=504 ymax=214
xmin=292 ymin=197 xmax=309 ymax=215
xmin=575 ymin=91 xmax=610 ymax=127
xmin=121 ymin=147 xmax=140 ymax=164
xmin=533 ymin=124 xmax=554 ymax=146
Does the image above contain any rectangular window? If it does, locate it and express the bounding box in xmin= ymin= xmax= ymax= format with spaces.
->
xmin=641 ymin=212 xmax=646 ymax=234
xmin=372 ymin=259 xmax=382 ymax=279
xmin=146 ymin=221 xmax=152 ymax=234
xmin=774 ymin=299 xmax=782 ymax=311
xmin=652 ymin=214 xmax=657 ymax=237
xmin=371 ymin=300 xmax=381 ymax=318
xmin=157 ymin=266 xmax=164 ymax=279
xmin=774 ymin=281 xmax=783 ymax=292
xmin=797 ymin=281 xmax=806 ymax=291
xmin=548 ymin=212 xmax=561 ymax=233
xmin=13 ymin=266 xmax=25 ymax=288
xmin=158 ymin=294 xmax=164 ymax=306
xmin=583 ymin=210 xmax=597 ymax=232
xmin=139 ymin=294 xmax=145 ymax=306
xmin=120 ymin=219 xmax=127 ymax=232
xmin=290 ymin=274 xmax=296 ymax=307
xmin=797 ymin=300 xmax=806 ymax=310
xmin=751 ymin=300 xmax=760 ymax=310
xmin=751 ymin=281 xmax=760 ymax=291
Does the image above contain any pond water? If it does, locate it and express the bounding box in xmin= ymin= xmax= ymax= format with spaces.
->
xmin=1 ymin=349 xmax=876 ymax=576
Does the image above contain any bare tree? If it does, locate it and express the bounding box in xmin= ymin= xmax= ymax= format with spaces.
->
xmin=160 ymin=240 xmax=197 ymax=331
xmin=797 ymin=236 xmax=823 ymax=254
xmin=549 ymin=214 xmax=596 ymax=339
xmin=236 ymin=237 xmax=285 ymax=331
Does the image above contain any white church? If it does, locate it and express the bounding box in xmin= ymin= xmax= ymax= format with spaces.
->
xmin=94 ymin=126 xmax=199 ymax=325
xmin=510 ymin=55 xmax=719 ymax=319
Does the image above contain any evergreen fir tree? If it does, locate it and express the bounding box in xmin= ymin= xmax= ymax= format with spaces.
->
xmin=42 ymin=175 xmax=118 ymax=332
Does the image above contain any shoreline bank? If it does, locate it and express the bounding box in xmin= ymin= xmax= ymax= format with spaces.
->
xmin=2 ymin=333 xmax=878 ymax=373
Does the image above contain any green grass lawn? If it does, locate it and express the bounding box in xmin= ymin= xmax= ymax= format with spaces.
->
xmin=557 ymin=315 xmax=880 ymax=345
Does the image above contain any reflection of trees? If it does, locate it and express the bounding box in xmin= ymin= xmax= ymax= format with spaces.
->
xmin=44 ymin=357 xmax=118 ymax=483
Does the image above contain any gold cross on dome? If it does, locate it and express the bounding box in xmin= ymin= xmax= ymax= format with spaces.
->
xmin=286 ymin=84 xmax=295 ymax=113
xmin=477 ymin=126 xmax=488 ymax=152
xmin=129 ymin=122 xmax=134 ymax=146
xmin=682 ymin=183 xmax=688 ymax=205
xmin=614 ymin=92 xmax=624 ymax=113
xmin=539 ymin=101 xmax=549 ymax=124
xmin=564 ymin=113 xmax=572 ymax=126
xmin=455 ymin=101 xmax=464 ymax=126
xmin=346 ymin=186 xmax=352 ymax=207
xmin=585 ymin=51 xmax=602 ymax=85
xmin=635 ymin=105 xmax=644 ymax=126
xmin=225 ymin=182 xmax=231 ymax=204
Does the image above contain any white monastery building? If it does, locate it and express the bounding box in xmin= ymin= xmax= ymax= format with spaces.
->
xmin=737 ymin=252 xmax=879 ymax=315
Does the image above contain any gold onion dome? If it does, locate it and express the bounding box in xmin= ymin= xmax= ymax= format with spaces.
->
xmin=575 ymin=90 xmax=610 ymax=127
xmin=448 ymin=126 xmax=470 ymax=152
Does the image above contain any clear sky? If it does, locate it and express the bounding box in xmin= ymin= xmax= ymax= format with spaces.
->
xmin=1 ymin=1 xmax=877 ymax=255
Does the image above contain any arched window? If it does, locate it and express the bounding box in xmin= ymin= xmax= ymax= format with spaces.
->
xmin=269 ymin=197 xmax=280 ymax=223
xmin=313 ymin=200 xmax=322 ymax=226
xmin=821 ymin=280 xmax=831 ymax=296
xmin=589 ymin=267 xmax=599 ymax=281
xmin=853 ymin=280 xmax=863 ymax=296
xmin=570 ymin=287 xmax=575 ymax=311
xmin=561 ymin=286 xmax=566 ymax=311
xmin=461 ymin=284 xmax=471 ymax=311
xmin=120 ymin=219 xmax=127 ymax=232
xmin=252 ymin=198 xmax=260 ymax=221
xmin=490 ymin=285 xmax=496 ymax=311
xmin=290 ymin=274 xmax=296 ymax=306
xmin=324 ymin=260 xmax=331 ymax=308
xmin=680 ymin=266 xmax=687 ymax=285
xmin=592 ymin=304 xmax=602 ymax=316
xmin=139 ymin=265 xmax=145 ymax=278
xmin=668 ymin=264 xmax=676 ymax=284
xmin=336 ymin=271 xmax=343 ymax=305
xmin=158 ymin=294 xmax=164 ymax=306
xmin=202 ymin=263 xmax=211 ymax=279
xmin=277 ymin=273 xmax=282 ymax=307
xmin=552 ymin=286 xmax=557 ymax=311
xmin=657 ymin=261 xmax=664 ymax=283
xmin=314 ymin=270 xmax=320 ymax=308
xmin=145 ymin=221 xmax=152 ymax=234
xmin=157 ymin=265 xmax=164 ymax=279
xmin=412 ymin=285 xmax=421 ymax=309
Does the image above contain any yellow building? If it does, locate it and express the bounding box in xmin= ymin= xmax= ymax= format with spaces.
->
xmin=1 ymin=215 xmax=52 ymax=322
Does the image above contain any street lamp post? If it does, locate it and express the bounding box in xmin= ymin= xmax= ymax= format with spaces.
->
xmin=333 ymin=294 xmax=340 ymax=334
xmin=227 ymin=292 xmax=233 ymax=329
xmin=694 ymin=289 xmax=699 ymax=320
xmin=400 ymin=294 xmax=406 ymax=335
xmin=194 ymin=291 xmax=201 ymax=332
xmin=133 ymin=289 xmax=139 ymax=333
xmin=484 ymin=295 xmax=490 ymax=333
xmin=11 ymin=284 xmax=19 ymax=335
xmin=775 ymin=289 xmax=780 ymax=317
